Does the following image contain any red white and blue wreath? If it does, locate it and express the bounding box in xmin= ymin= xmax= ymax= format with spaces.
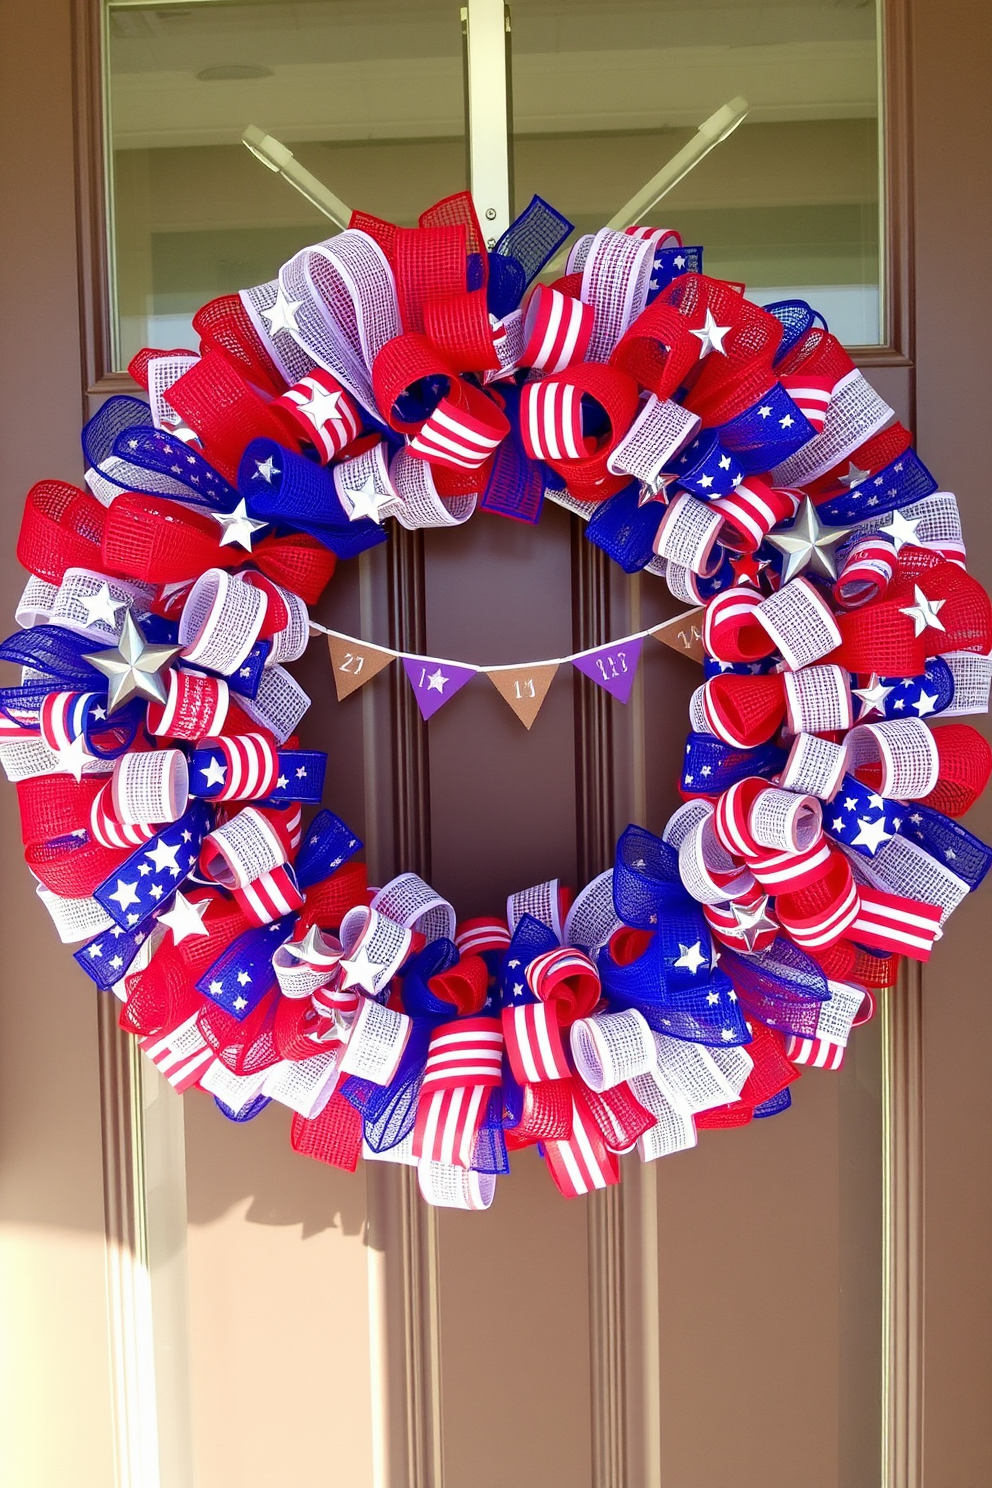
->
xmin=7 ymin=193 xmax=992 ymax=1209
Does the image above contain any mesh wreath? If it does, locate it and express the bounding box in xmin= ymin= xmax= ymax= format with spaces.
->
xmin=6 ymin=191 xmax=992 ymax=1209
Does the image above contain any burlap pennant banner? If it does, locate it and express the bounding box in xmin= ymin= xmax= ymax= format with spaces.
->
xmin=327 ymin=633 xmax=395 ymax=700
xmin=485 ymin=662 xmax=560 ymax=729
xmin=649 ymin=606 xmax=705 ymax=663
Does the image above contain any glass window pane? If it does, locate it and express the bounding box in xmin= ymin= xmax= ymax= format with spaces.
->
xmin=106 ymin=0 xmax=468 ymax=367
xmin=509 ymin=0 xmax=882 ymax=345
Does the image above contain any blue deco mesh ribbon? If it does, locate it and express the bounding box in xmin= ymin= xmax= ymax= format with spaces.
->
xmin=491 ymin=195 xmax=574 ymax=308
xmin=681 ymin=733 xmax=787 ymax=793
xmin=82 ymin=396 xmax=239 ymax=508
xmin=0 ymin=625 xmax=109 ymax=694
xmin=719 ymin=941 xmax=829 ymax=1040
xmin=816 ymin=447 xmax=939 ymax=525
xmin=665 ymin=429 xmax=743 ymax=496
xmin=93 ymin=800 xmax=212 ymax=930
xmin=598 ymin=824 xmax=748 ymax=1045
xmin=754 ymin=1087 xmax=793 ymax=1118
xmin=237 ymin=438 xmax=387 ymax=558
xmin=196 ymin=915 xmax=292 ymax=1020
xmin=500 ymin=914 xmax=559 ymax=1006
xmin=703 ymin=655 xmax=779 ymax=679
xmin=715 ymin=382 xmax=814 ymax=474
xmin=585 ymin=482 xmax=661 ymax=572
xmin=479 ymin=382 xmax=545 ymax=523
xmin=765 ymin=300 xmax=829 ymax=364
xmin=74 ymin=920 xmax=155 ymax=990
xmin=294 ymin=809 xmax=362 ymax=889
xmin=898 ymin=801 xmax=992 ymax=890
xmin=215 ymin=1093 xmax=272 ymax=1123
xmin=647 ymin=245 xmax=703 ymax=303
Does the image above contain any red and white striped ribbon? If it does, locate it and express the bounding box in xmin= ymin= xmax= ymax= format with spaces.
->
xmin=711 ymin=480 xmax=798 ymax=553
xmin=851 ymin=886 xmax=942 ymax=959
xmin=146 ymin=667 xmax=230 ymax=741
xmin=200 ymin=805 xmax=288 ymax=889
xmin=703 ymin=588 xmax=775 ymax=664
xmin=703 ymin=882 xmax=780 ymax=953
xmin=89 ymin=782 xmax=156 ymax=849
xmin=273 ymin=368 xmax=362 ymax=462
xmin=786 ymin=980 xmax=867 ymax=1070
xmin=624 ymin=225 xmax=682 ymax=248
xmin=779 ymin=373 xmax=839 ymax=433
xmin=525 ymin=946 xmax=600 ymax=1011
xmin=413 ymin=1017 xmax=504 ymax=1169
xmin=139 ymin=1013 xmax=215 ymax=1092
xmin=455 ymin=917 xmax=511 ymax=956
xmin=39 ymin=691 xmax=92 ymax=754
xmin=502 ymin=1000 xmax=571 ymax=1084
xmin=519 ymin=285 xmax=594 ymax=373
xmin=233 ymin=863 xmax=304 ymax=926
xmin=406 ymin=395 xmax=505 ymax=470
xmin=196 ymin=733 xmax=279 ymax=801
xmin=833 ymin=538 xmax=896 ymax=609
xmin=543 ymin=1090 xmax=620 ymax=1196
xmin=776 ymin=854 xmax=861 ymax=950
xmin=749 ymin=837 xmax=833 ymax=893
xmin=519 ymin=379 xmax=589 ymax=462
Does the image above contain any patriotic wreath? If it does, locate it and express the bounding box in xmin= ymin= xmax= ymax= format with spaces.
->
xmin=7 ymin=191 xmax=992 ymax=1210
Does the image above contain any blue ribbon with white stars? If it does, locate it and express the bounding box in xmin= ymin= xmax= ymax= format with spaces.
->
xmin=500 ymin=914 xmax=559 ymax=1007
xmin=238 ymin=438 xmax=388 ymax=559
xmin=93 ymin=800 xmax=212 ymax=930
xmin=681 ymin=732 xmax=788 ymax=794
xmin=703 ymin=654 xmax=779 ymax=679
xmin=714 ymin=381 xmax=814 ymax=475
xmin=189 ymin=744 xmax=326 ymax=803
xmin=294 ymin=809 xmax=363 ymax=889
xmin=854 ymin=658 xmax=955 ymax=722
xmin=646 ymin=244 xmax=703 ymax=302
xmin=816 ymin=446 xmax=938 ymax=525
xmin=195 ymin=914 xmax=292 ymax=1020
xmin=822 ymin=773 xmax=907 ymax=858
xmin=81 ymin=397 xmax=239 ymax=507
xmin=664 ymin=429 xmax=743 ymax=497
xmin=74 ymin=920 xmax=152 ymax=990
xmin=897 ymin=801 xmax=992 ymax=890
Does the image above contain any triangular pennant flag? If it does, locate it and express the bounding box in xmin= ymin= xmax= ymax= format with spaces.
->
xmin=649 ymin=607 xmax=705 ymax=664
xmin=571 ymin=637 xmax=643 ymax=704
xmin=403 ymin=657 xmax=477 ymax=720
xmin=486 ymin=662 xmax=559 ymax=729
xmin=327 ymin=633 xmax=395 ymax=700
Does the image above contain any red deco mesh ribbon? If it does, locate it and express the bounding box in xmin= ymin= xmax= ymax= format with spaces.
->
xmin=166 ymin=351 xmax=300 ymax=482
xmin=291 ymin=1092 xmax=363 ymax=1172
xmin=774 ymin=326 xmax=857 ymax=386
xmin=658 ymin=273 xmax=785 ymax=425
xmin=703 ymin=588 xmax=777 ymax=663
xmin=695 ymin=1023 xmax=799 ymax=1128
xmin=609 ymin=301 xmax=699 ymax=401
xmin=828 ymin=599 xmax=927 ymax=676
xmin=297 ymin=860 xmax=369 ymax=932
xmin=920 ymin=724 xmax=992 ymax=817
xmin=191 ymin=295 xmax=290 ymax=398
xmin=522 ymin=363 xmax=640 ymax=499
xmin=17 ymin=774 xmax=103 ymax=846
xmin=18 ymin=481 xmax=106 ymax=584
xmin=890 ymin=550 xmax=992 ymax=656
xmin=702 ymin=673 xmax=786 ymax=748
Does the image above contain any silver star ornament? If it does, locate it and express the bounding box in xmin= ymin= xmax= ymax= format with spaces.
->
xmin=765 ymin=496 xmax=853 ymax=584
xmin=84 ymin=613 xmax=183 ymax=714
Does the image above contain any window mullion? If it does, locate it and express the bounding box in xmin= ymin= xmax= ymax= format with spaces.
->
xmin=461 ymin=0 xmax=512 ymax=245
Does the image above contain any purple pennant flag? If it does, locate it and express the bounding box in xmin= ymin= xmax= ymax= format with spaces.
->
xmin=571 ymin=637 xmax=643 ymax=704
xmin=403 ymin=657 xmax=477 ymax=720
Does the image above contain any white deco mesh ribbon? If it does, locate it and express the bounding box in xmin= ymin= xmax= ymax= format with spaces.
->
xmin=179 ymin=569 xmax=267 ymax=675
xmin=280 ymin=231 xmax=401 ymax=416
xmin=562 ymin=869 xmax=622 ymax=954
xmin=607 ymin=395 xmax=701 ymax=482
xmin=580 ymin=228 xmax=656 ymax=362
xmin=262 ymin=1050 xmax=341 ymax=1119
xmin=333 ymin=441 xmax=403 ymax=523
xmin=202 ymin=806 xmax=288 ymax=889
xmin=687 ymin=683 xmax=714 ymax=735
xmin=417 ymin=1159 xmax=497 ymax=1210
xmin=372 ymin=873 xmax=456 ymax=943
xmin=339 ymin=904 xmax=412 ymax=995
xmin=389 ymin=448 xmax=477 ymax=529
xmin=36 ymin=885 xmax=113 ymax=945
xmin=852 ymin=491 xmax=965 ymax=557
xmin=771 ymin=369 xmax=894 ymax=489
xmin=241 ymin=664 xmax=310 ymax=744
xmin=112 ymin=748 xmax=189 ymax=825
xmin=841 ymin=833 xmax=967 ymax=923
xmin=780 ymin=731 xmax=849 ymax=799
xmin=844 ymin=717 xmax=939 ymax=798
xmin=272 ymin=935 xmax=341 ymax=1000
xmin=198 ymin=1059 xmax=271 ymax=1115
xmin=757 ymin=577 xmax=842 ymax=670
xmin=0 ymin=736 xmax=113 ymax=783
xmin=646 ymin=1032 xmax=753 ymax=1115
xmin=338 ymin=994 xmax=412 ymax=1084
xmin=49 ymin=568 xmax=154 ymax=643
xmin=363 ymin=1130 xmax=419 ymax=1166
xmin=265 ymin=585 xmax=310 ymax=666
xmin=570 ymin=1008 xmax=657 ymax=1091
xmin=749 ymin=787 xmax=822 ymax=853
xmin=147 ymin=354 xmax=200 ymax=433
xmin=507 ymin=878 xmax=564 ymax=940
xmin=941 ymin=651 xmax=992 ymax=715
xmin=628 ymin=1073 xmax=698 ymax=1161
xmin=484 ymin=308 xmax=525 ymax=383
xmin=653 ymin=491 xmax=723 ymax=575
xmin=783 ymin=664 xmax=852 ymax=734
xmin=813 ymin=979 xmax=865 ymax=1049
xmin=669 ymin=802 xmax=755 ymax=905
xmin=239 ymin=279 xmax=317 ymax=385
xmin=566 ymin=234 xmax=595 ymax=274
xmin=15 ymin=577 xmax=58 ymax=628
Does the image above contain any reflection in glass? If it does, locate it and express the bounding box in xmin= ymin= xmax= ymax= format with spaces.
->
xmin=510 ymin=0 xmax=882 ymax=345
xmin=106 ymin=0 xmax=467 ymax=366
